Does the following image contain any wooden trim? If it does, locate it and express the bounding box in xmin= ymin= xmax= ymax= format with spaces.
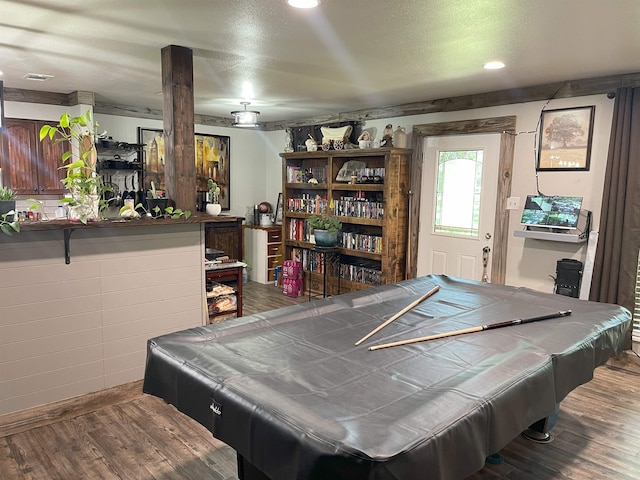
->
xmin=5 ymin=72 xmax=639 ymax=130
xmin=3 ymin=88 xmax=94 ymax=107
xmin=409 ymin=117 xmax=516 ymax=284
xmin=67 ymin=90 xmax=95 ymax=106
xmin=0 ymin=380 xmax=143 ymax=438
xmin=266 ymin=72 xmax=638 ymax=129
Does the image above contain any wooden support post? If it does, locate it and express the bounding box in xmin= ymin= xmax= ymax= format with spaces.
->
xmin=161 ymin=45 xmax=196 ymax=212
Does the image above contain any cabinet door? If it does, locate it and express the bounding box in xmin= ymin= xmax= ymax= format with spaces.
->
xmin=35 ymin=121 xmax=67 ymax=194
xmin=0 ymin=120 xmax=39 ymax=195
xmin=0 ymin=119 xmax=67 ymax=195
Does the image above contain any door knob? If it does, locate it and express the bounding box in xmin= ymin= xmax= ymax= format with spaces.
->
xmin=485 ymin=233 xmax=492 ymax=239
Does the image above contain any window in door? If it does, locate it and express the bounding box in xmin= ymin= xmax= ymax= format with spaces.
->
xmin=433 ymin=149 xmax=484 ymax=238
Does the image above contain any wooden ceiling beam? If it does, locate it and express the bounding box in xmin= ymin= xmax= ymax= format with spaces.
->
xmin=5 ymin=72 xmax=640 ymax=130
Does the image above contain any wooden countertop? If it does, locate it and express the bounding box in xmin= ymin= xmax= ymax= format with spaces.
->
xmin=243 ymin=224 xmax=282 ymax=232
xmin=12 ymin=213 xmax=244 ymax=232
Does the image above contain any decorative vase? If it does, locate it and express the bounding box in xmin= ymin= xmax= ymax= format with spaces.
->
xmin=206 ymin=203 xmax=222 ymax=216
xmin=313 ymin=229 xmax=338 ymax=247
xmin=393 ymin=126 xmax=407 ymax=149
xmin=68 ymin=193 xmax=100 ymax=222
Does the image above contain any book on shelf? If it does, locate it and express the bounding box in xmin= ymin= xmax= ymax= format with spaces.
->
xmin=287 ymin=194 xmax=328 ymax=214
xmin=334 ymin=198 xmax=384 ymax=219
xmin=288 ymin=218 xmax=311 ymax=242
xmin=340 ymin=232 xmax=383 ymax=253
xmin=340 ymin=260 xmax=382 ymax=286
xmin=286 ymin=165 xmax=327 ymax=184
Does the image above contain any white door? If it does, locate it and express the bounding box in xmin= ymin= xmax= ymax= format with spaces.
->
xmin=417 ymin=134 xmax=500 ymax=282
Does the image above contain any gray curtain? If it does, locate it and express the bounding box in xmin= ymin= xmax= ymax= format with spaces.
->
xmin=590 ymin=87 xmax=640 ymax=347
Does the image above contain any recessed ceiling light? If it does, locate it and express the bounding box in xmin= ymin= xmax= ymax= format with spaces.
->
xmin=484 ymin=61 xmax=505 ymax=70
xmin=24 ymin=73 xmax=55 ymax=81
xmin=287 ymin=0 xmax=320 ymax=8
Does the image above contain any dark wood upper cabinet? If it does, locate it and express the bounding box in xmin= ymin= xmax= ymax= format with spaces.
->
xmin=0 ymin=118 xmax=68 ymax=195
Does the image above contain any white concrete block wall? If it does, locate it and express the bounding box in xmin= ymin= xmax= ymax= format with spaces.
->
xmin=0 ymin=224 xmax=205 ymax=415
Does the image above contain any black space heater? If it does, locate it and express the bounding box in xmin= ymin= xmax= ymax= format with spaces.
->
xmin=554 ymin=258 xmax=583 ymax=298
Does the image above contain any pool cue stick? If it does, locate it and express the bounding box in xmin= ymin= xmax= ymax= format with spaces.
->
xmin=355 ymin=285 xmax=440 ymax=346
xmin=369 ymin=309 xmax=572 ymax=351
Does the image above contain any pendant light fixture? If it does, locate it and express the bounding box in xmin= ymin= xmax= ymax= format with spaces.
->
xmin=231 ymin=101 xmax=260 ymax=128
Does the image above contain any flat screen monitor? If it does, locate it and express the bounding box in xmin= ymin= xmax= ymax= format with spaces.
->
xmin=521 ymin=195 xmax=583 ymax=230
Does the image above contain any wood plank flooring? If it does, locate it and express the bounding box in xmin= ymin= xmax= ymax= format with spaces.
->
xmin=1 ymin=281 xmax=639 ymax=480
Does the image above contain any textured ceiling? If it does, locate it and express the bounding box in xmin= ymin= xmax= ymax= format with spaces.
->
xmin=1 ymin=0 xmax=639 ymax=122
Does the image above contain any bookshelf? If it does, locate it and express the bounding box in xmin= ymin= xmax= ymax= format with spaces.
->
xmin=281 ymin=148 xmax=412 ymax=295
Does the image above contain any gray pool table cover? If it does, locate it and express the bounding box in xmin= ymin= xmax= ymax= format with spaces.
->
xmin=143 ymin=275 xmax=631 ymax=480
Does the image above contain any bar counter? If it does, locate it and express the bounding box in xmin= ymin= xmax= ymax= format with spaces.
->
xmin=0 ymin=214 xmax=242 ymax=417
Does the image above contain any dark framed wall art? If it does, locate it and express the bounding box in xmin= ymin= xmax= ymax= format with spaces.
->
xmin=537 ymin=106 xmax=595 ymax=171
xmin=138 ymin=128 xmax=231 ymax=210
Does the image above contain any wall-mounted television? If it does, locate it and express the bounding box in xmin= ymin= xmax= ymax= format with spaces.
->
xmin=521 ymin=195 xmax=583 ymax=230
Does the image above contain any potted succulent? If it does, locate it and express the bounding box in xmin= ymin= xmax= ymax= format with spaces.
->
xmin=39 ymin=110 xmax=109 ymax=223
xmin=0 ymin=186 xmax=16 ymax=222
xmin=307 ymin=211 xmax=342 ymax=247
xmin=205 ymin=178 xmax=222 ymax=216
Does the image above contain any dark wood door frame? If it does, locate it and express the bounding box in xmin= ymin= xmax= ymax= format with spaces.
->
xmin=408 ymin=116 xmax=516 ymax=284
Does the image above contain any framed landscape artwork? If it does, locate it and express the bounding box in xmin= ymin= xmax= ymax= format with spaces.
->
xmin=537 ymin=106 xmax=595 ymax=171
xmin=138 ymin=128 xmax=231 ymax=210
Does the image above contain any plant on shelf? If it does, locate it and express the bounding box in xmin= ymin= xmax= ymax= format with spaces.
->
xmin=205 ymin=178 xmax=222 ymax=215
xmin=39 ymin=109 xmax=110 ymax=224
xmin=119 ymin=181 xmax=191 ymax=219
xmin=119 ymin=202 xmax=192 ymax=220
xmin=0 ymin=187 xmax=19 ymax=236
xmin=0 ymin=186 xmax=16 ymax=214
xmin=0 ymin=213 xmax=19 ymax=236
xmin=0 ymin=186 xmax=16 ymax=201
xmin=307 ymin=210 xmax=342 ymax=247
xmin=207 ymin=179 xmax=221 ymax=204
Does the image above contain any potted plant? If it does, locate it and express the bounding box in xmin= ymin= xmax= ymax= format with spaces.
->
xmin=39 ymin=110 xmax=108 ymax=223
xmin=307 ymin=211 xmax=342 ymax=247
xmin=205 ymin=178 xmax=222 ymax=216
xmin=0 ymin=186 xmax=16 ymax=222
xmin=0 ymin=187 xmax=19 ymax=236
xmin=144 ymin=181 xmax=169 ymax=217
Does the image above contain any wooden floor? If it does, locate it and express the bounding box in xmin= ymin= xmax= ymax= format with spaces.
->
xmin=1 ymin=281 xmax=639 ymax=480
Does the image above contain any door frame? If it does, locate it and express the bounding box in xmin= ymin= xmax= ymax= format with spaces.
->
xmin=408 ymin=116 xmax=516 ymax=284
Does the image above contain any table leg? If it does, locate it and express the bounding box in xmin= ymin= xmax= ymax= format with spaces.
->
xmin=237 ymin=453 xmax=270 ymax=480
xmin=323 ymin=252 xmax=328 ymax=298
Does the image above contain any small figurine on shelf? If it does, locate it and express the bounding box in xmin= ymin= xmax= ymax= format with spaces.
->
xmin=357 ymin=131 xmax=372 ymax=149
xmin=381 ymin=124 xmax=394 ymax=147
xmin=305 ymin=134 xmax=318 ymax=152
xmin=284 ymin=128 xmax=294 ymax=153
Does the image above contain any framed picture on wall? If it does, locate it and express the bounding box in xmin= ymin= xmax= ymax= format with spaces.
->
xmin=139 ymin=128 xmax=165 ymax=193
xmin=138 ymin=128 xmax=231 ymax=210
xmin=274 ymin=192 xmax=283 ymax=224
xmin=537 ymin=106 xmax=595 ymax=171
xmin=195 ymin=133 xmax=230 ymax=210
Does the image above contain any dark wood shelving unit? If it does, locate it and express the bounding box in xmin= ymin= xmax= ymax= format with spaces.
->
xmin=281 ymin=147 xmax=412 ymax=296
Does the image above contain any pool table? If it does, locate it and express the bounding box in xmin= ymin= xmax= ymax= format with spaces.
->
xmin=143 ymin=275 xmax=630 ymax=480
